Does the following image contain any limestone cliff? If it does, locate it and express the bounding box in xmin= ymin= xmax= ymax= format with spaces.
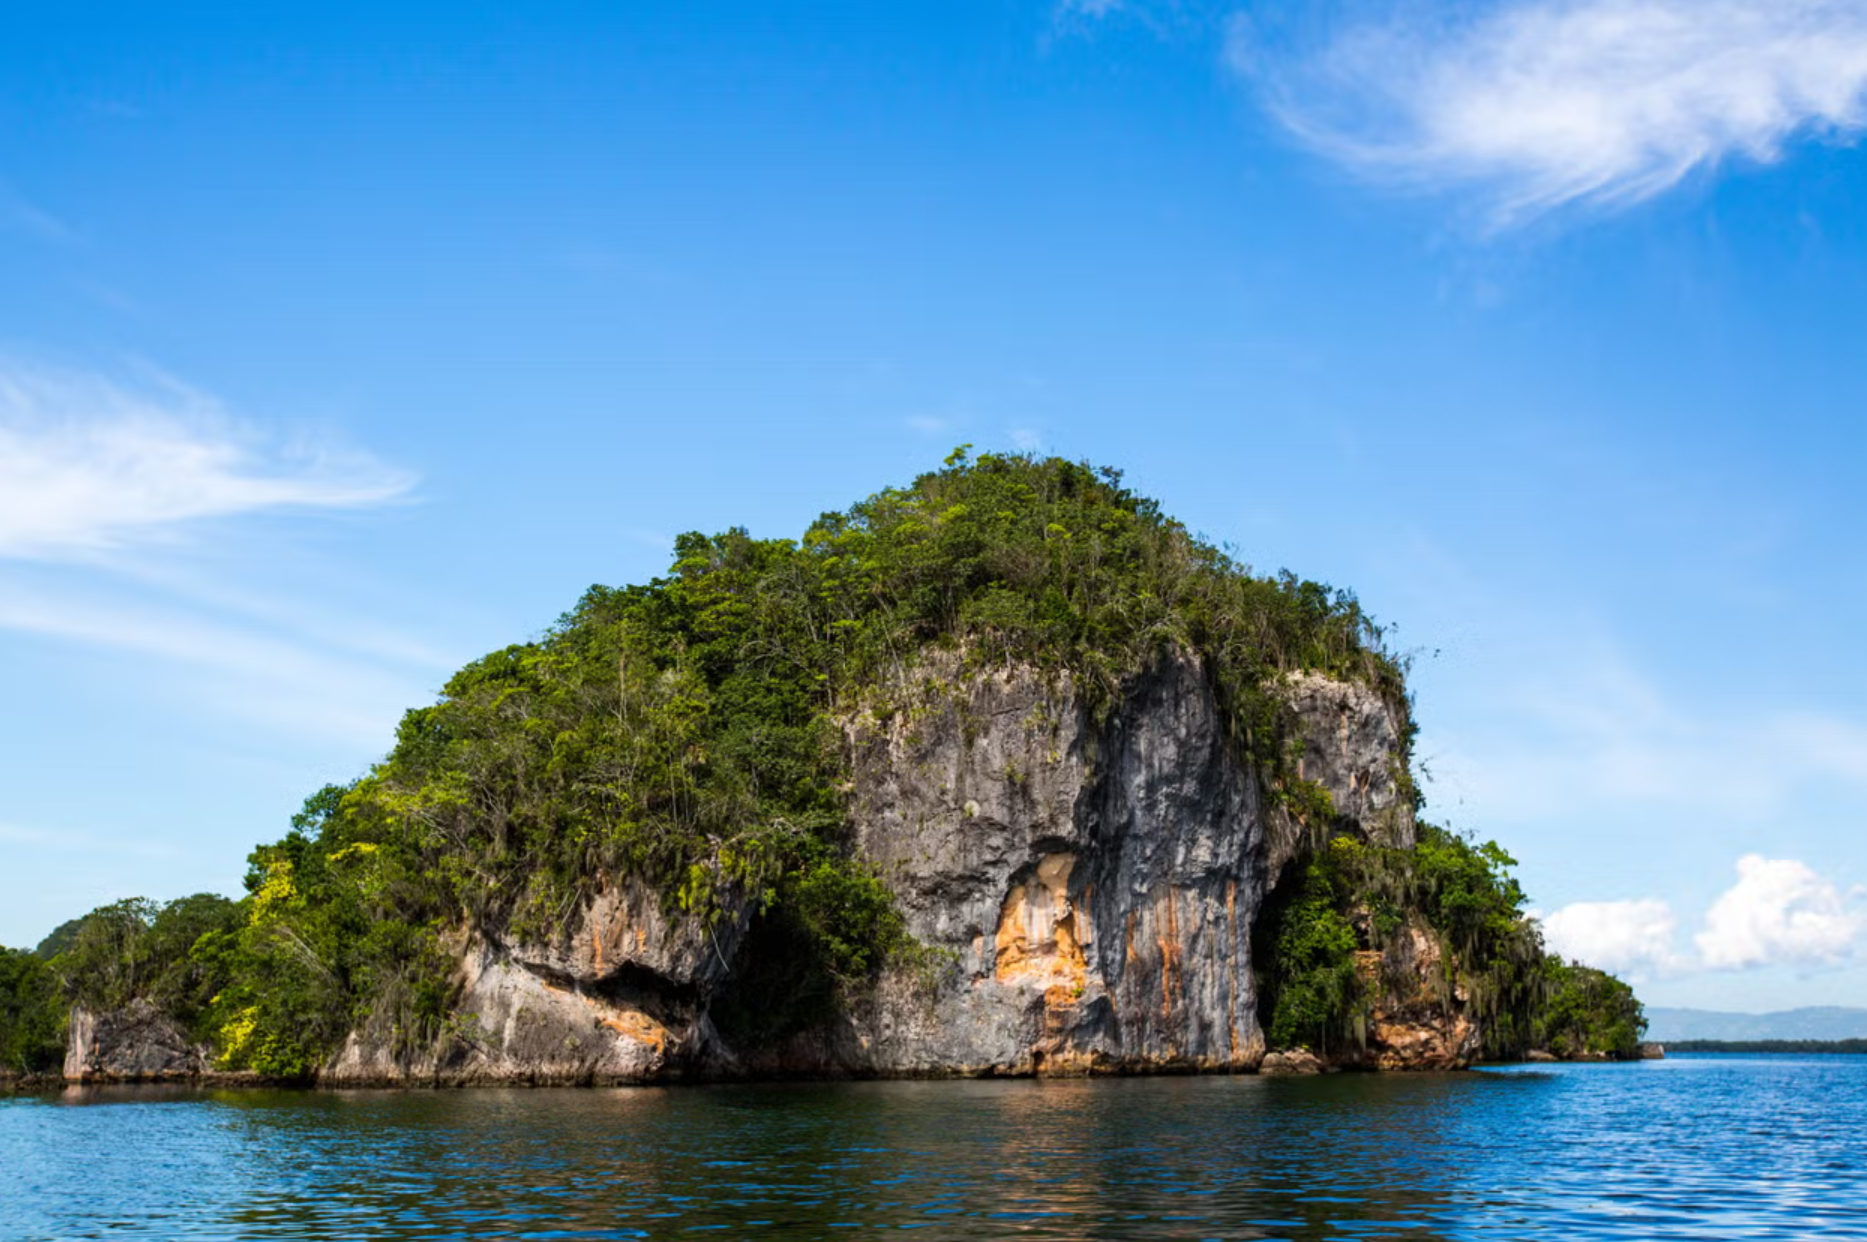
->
xmin=328 ymin=881 xmax=743 ymax=1086
xmin=64 ymin=1000 xmax=210 ymax=1083
xmin=323 ymin=651 xmax=1428 ymax=1084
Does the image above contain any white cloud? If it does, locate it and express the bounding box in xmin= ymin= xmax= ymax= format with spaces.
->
xmin=1537 ymin=857 xmax=1865 ymax=981
xmin=1541 ymin=897 xmax=1681 ymax=979
xmin=1234 ymin=0 xmax=1867 ymax=222
xmin=0 ymin=360 xmax=413 ymax=559
xmin=1051 ymin=0 xmax=1200 ymax=37
xmin=0 ymin=574 xmax=437 ymax=746
xmin=1696 ymin=854 xmax=1866 ymax=969
xmin=0 ymin=358 xmax=447 ymax=749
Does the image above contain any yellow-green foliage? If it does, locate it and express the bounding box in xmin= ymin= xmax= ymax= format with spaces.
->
xmin=189 ymin=785 xmax=456 ymax=1078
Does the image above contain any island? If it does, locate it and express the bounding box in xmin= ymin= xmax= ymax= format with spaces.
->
xmin=2 ymin=451 xmax=1643 ymax=1087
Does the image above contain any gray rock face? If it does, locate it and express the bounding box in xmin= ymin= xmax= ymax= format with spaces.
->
xmin=1269 ymin=671 xmax=1415 ymax=884
xmin=503 ymin=877 xmax=746 ymax=995
xmin=326 ymin=936 xmax=724 ymax=1086
xmin=819 ymin=653 xmax=1267 ymax=1075
xmin=328 ymin=651 xmax=1416 ymax=1084
xmin=64 ymin=1000 xmax=208 ymax=1082
xmin=325 ymin=878 xmax=749 ymax=1085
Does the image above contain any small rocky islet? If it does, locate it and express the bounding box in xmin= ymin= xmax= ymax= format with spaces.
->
xmin=2 ymin=452 xmax=1644 ymax=1088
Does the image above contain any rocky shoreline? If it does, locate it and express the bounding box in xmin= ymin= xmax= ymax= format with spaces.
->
xmin=7 ymin=1045 xmax=1661 ymax=1092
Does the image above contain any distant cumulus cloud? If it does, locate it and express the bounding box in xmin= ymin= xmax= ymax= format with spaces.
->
xmin=1696 ymin=854 xmax=1866 ymax=970
xmin=0 ymin=360 xmax=413 ymax=559
xmin=1232 ymin=0 xmax=1867 ymax=223
xmin=1543 ymin=855 xmax=1866 ymax=978
xmin=1541 ymin=898 xmax=1681 ymax=979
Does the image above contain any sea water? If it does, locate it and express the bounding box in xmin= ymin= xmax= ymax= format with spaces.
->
xmin=3 ymin=1055 xmax=1863 ymax=1240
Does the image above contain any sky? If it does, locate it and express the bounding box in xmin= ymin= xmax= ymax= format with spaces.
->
xmin=3 ymin=0 xmax=1866 ymax=1013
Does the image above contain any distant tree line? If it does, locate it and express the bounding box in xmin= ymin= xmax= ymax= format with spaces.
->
xmin=1664 ymin=1040 xmax=1867 ymax=1054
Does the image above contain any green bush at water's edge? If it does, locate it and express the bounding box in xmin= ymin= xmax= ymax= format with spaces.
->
xmin=1254 ymin=830 xmax=1646 ymax=1060
xmin=0 ymin=452 xmax=1640 ymax=1072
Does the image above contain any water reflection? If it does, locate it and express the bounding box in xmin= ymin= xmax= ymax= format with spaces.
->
xmin=6 ymin=1059 xmax=1867 ymax=1240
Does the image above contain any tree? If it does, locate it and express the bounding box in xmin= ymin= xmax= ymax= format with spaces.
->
xmin=0 ymin=948 xmax=63 ymax=1075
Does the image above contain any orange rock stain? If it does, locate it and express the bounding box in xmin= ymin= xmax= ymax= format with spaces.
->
xmin=994 ymin=854 xmax=1089 ymax=999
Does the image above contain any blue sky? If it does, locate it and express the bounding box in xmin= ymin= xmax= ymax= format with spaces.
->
xmin=4 ymin=0 xmax=1867 ymax=1012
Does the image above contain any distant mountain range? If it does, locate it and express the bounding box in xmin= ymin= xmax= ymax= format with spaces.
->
xmin=1646 ymin=1006 xmax=1867 ymax=1042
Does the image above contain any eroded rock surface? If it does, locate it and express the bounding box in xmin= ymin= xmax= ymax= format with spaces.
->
xmin=1268 ymin=671 xmax=1414 ymax=885
xmin=325 ymin=882 xmax=744 ymax=1086
xmin=796 ymin=654 xmax=1264 ymax=1076
xmin=326 ymin=936 xmax=723 ymax=1086
xmin=332 ymin=652 xmax=1424 ymax=1084
xmin=1343 ymin=920 xmax=1480 ymax=1071
xmin=64 ymin=1000 xmax=208 ymax=1082
xmin=503 ymin=877 xmax=746 ymax=996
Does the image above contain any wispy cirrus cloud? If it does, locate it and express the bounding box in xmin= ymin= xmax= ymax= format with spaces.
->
xmin=1231 ymin=0 xmax=1867 ymax=223
xmin=0 ymin=574 xmax=440 ymax=746
xmin=0 ymin=819 xmax=179 ymax=860
xmin=0 ymin=357 xmax=444 ymax=748
xmin=0 ymin=185 xmax=75 ymax=243
xmin=1429 ymin=623 xmax=1867 ymax=826
xmin=0 ymin=360 xmax=413 ymax=559
xmin=1051 ymin=0 xmax=1205 ymax=38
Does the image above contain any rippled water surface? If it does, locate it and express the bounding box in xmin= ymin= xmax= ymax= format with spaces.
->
xmin=5 ymin=1056 xmax=1865 ymax=1240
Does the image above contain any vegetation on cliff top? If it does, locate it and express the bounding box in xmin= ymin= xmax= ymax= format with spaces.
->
xmin=0 ymin=451 xmax=1639 ymax=1076
xmin=347 ymin=445 xmax=1400 ymax=940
